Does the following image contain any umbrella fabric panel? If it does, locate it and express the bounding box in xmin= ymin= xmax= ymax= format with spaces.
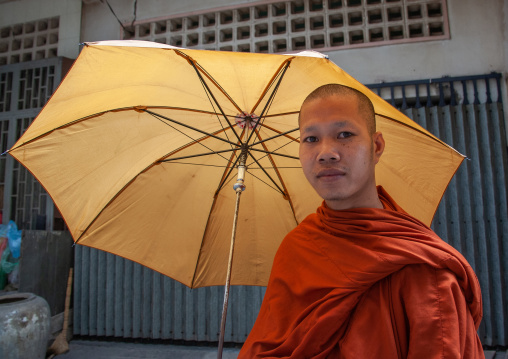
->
xmin=193 ymin=171 xmax=300 ymax=287
xmin=9 ymin=109 xmax=224 ymax=241
xmin=78 ymin=142 xmax=231 ymax=288
xmin=375 ymin=116 xmax=464 ymax=225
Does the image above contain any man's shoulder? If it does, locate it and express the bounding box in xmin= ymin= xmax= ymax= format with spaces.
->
xmin=281 ymin=212 xmax=321 ymax=244
xmin=274 ymin=212 xmax=324 ymax=258
xmin=390 ymin=263 xmax=462 ymax=294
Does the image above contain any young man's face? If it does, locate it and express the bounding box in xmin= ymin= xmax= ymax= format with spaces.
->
xmin=299 ymin=94 xmax=385 ymax=210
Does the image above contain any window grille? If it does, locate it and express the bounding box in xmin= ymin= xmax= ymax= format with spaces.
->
xmin=123 ymin=0 xmax=449 ymax=53
xmin=0 ymin=58 xmax=69 ymax=230
xmin=0 ymin=17 xmax=59 ymax=66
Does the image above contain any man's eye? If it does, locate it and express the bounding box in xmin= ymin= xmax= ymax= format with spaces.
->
xmin=338 ymin=132 xmax=353 ymax=139
xmin=304 ymin=136 xmax=318 ymax=143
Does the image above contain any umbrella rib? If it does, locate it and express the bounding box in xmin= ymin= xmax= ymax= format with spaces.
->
xmin=249 ymin=57 xmax=294 ymax=115
xmin=214 ymin=150 xmax=242 ymax=196
xmin=162 ymin=161 xmax=301 ymax=169
xmin=145 ymin=109 xmax=238 ymax=147
xmin=147 ymin=110 xmax=240 ymax=165
xmin=249 ymin=166 xmax=302 ymax=169
xmin=175 ymin=50 xmax=243 ymax=114
xmin=247 ymin=134 xmax=300 ymax=168
xmin=160 ymin=125 xmax=241 ymax=168
xmin=262 ymin=122 xmax=300 ymax=140
xmin=160 ymin=162 xmax=235 ymax=168
xmin=191 ymin=62 xmax=242 ymax=143
xmin=250 ymin=128 xmax=295 ymax=201
xmin=247 ymin=151 xmax=286 ymax=196
xmin=199 ymin=82 xmax=237 ymax=158
xmin=246 ymin=60 xmax=292 ymax=145
xmin=175 ymin=50 xmax=242 ymax=143
xmin=249 ymin=148 xmax=300 ymax=160
xmin=250 ymin=127 xmax=299 ymax=147
xmin=6 ymin=106 xmax=226 ymax=152
xmin=191 ymin=64 xmax=237 ymax=157
xmin=252 ymin=129 xmax=299 ymax=225
xmin=245 ymin=167 xmax=284 ymax=194
xmin=159 ymin=148 xmax=238 ymax=163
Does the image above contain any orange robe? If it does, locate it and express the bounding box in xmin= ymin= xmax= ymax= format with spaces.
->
xmin=238 ymin=187 xmax=484 ymax=358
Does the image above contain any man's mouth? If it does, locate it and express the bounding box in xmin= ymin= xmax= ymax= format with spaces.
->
xmin=316 ymin=168 xmax=346 ymax=179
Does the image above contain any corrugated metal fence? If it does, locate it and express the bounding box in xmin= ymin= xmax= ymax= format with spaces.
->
xmin=74 ymin=246 xmax=265 ymax=343
xmin=74 ymin=73 xmax=507 ymax=347
xmin=369 ymin=73 xmax=508 ymax=347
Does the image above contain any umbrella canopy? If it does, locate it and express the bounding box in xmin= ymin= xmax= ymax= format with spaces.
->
xmin=8 ymin=40 xmax=464 ymax=289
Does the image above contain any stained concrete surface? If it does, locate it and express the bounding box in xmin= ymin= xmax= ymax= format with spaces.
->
xmin=53 ymin=339 xmax=240 ymax=359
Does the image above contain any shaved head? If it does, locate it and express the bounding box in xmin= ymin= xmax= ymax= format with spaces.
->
xmin=299 ymin=84 xmax=376 ymax=135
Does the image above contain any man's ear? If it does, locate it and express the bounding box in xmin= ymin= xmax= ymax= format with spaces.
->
xmin=372 ymin=131 xmax=385 ymax=164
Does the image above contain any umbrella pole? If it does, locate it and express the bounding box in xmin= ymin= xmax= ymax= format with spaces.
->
xmin=217 ymin=188 xmax=242 ymax=359
xmin=217 ymin=147 xmax=247 ymax=359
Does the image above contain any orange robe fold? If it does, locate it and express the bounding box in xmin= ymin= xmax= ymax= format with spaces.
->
xmin=239 ymin=187 xmax=484 ymax=358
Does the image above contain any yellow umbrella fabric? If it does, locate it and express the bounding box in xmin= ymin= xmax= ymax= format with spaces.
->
xmin=8 ymin=40 xmax=464 ymax=288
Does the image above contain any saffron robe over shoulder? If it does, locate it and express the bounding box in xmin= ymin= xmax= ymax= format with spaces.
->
xmin=238 ymin=187 xmax=484 ymax=359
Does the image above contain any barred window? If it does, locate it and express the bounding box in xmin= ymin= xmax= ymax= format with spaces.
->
xmin=123 ymin=0 xmax=449 ymax=53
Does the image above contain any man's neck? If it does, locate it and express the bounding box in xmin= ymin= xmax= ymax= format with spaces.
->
xmin=324 ymin=187 xmax=383 ymax=211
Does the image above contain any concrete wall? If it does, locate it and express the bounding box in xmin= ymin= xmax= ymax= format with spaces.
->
xmin=1 ymin=0 xmax=505 ymax=84
xmin=0 ymin=0 xmax=82 ymax=60
xmin=327 ymin=0 xmax=507 ymax=83
xmin=77 ymin=0 xmax=507 ymax=83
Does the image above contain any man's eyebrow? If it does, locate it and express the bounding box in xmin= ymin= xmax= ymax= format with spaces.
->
xmin=300 ymin=121 xmax=349 ymax=132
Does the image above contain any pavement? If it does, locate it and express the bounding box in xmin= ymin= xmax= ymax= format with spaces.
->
xmin=52 ymin=339 xmax=241 ymax=359
xmin=50 ymin=339 xmax=508 ymax=359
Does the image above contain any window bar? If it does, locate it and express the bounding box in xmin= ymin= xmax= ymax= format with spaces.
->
xmin=426 ymin=83 xmax=432 ymax=107
xmin=461 ymin=80 xmax=469 ymax=105
xmin=438 ymin=82 xmax=445 ymax=107
xmin=401 ymin=85 xmax=407 ymax=110
xmin=415 ymin=84 xmax=422 ymax=109
xmin=485 ymin=78 xmax=492 ymax=104
xmin=449 ymin=81 xmax=457 ymax=106
xmin=472 ymin=80 xmax=480 ymax=105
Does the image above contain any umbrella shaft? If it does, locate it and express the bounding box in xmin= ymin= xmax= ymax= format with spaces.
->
xmin=217 ymin=188 xmax=242 ymax=359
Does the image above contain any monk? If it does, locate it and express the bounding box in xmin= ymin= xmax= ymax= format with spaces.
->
xmin=238 ymin=84 xmax=484 ymax=358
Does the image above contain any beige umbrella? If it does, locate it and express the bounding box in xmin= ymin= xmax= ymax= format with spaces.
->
xmin=8 ymin=40 xmax=464 ymax=356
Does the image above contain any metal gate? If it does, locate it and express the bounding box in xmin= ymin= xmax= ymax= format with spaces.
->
xmin=0 ymin=57 xmax=71 ymax=230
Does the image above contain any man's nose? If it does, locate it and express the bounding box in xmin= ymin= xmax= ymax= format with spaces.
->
xmin=318 ymin=139 xmax=340 ymax=162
